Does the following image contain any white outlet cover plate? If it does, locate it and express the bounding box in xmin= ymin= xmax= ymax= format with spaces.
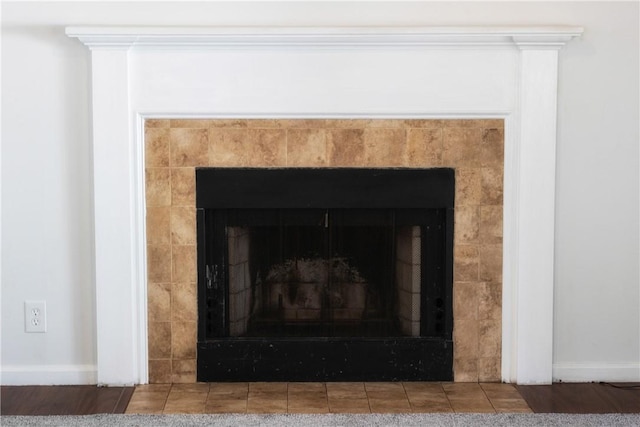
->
xmin=25 ymin=300 xmax=47 ymax=333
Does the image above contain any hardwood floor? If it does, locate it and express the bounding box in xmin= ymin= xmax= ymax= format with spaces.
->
xmin=516 ymin=382 xmax=640 ymax=414
xmin=0 ymin=385 xmax=134 ymax=415
xmin=1 ymin=383 xmax=639 ymax=415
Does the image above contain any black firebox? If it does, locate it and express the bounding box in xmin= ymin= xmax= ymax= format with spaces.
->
xmin=196 ymin=168 xmax=454 ymax=381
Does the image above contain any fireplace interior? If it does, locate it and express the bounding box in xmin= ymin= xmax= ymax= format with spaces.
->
xmin=196 ymin=168 xmax=454 ymax=381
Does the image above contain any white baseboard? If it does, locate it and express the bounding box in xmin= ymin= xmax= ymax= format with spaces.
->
xmin=553 ymin=363 xmax=640 ymax=383
xmin=1 ymin=364 xmax=97 ymax=385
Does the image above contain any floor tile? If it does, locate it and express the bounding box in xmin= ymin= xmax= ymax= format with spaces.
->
xmin=170 ymin=383 xmax=210 ymax=393
xmin=402 ymin=382 xmax=445 ymax=394
xmin=288 ymin=398 xmax=330 ymax=414
xmin=369 ymin=398 xmax=412 ymax=413
xmin=133 ymin=384 xmax=172 ymax=393
xmin=448 ymin=398 xmax=495 ymax=413
xmin=287 ymin=382 xmax=326 ymax=393
xmin=326 ymin=382 xmax=367 ymax=399
xmin=205 ymin=399 xmax=247 ymax=413
xmin=124 ymin=399 xmax=165 ymax=414
xmin=410 ymin=400 xmax=454 ymax=413
xmin=246 ymin=398 xmax=287 ymax=414
xmin=328 ymin=398 xmax=371 ymax=413
xmin=365 ymin=382 xmax=405 ymax=392
xmin=208 ymin=382 xmax=248 ymax=400
xmin=490 ymin=398 xmax=533 ymax=413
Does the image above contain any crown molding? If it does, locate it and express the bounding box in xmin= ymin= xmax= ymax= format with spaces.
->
xmin=66 ymin=26 xmax=583 ymax=49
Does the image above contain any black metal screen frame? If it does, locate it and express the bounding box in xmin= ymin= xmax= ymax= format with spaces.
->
xmin=196 ymin=168 xmax=454 ymax=381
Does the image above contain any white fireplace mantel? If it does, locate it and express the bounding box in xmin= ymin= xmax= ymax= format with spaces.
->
xmin=66 ymin=25 xmax=582 ymax=385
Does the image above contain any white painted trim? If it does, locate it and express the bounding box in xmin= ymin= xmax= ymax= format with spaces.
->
xmin=1 ymin=365 xmax=98 ymax=385
xmin=65 ymin=26 xmax=582 ymax=49
xmin=67 ymin=26 xmax=582 ymax=385
xmin=553 ymin=363 xmax=640 ymax=383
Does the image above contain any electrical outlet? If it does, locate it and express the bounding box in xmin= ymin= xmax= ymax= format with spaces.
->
xmin=25 ymin=301 xmax=47 ymax=333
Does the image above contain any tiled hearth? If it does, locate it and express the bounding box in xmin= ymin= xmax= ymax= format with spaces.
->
xmin=125 ymin=382 xmax=531 ymax=414
xmin=144 ymin=118 xmax=504 ymax=384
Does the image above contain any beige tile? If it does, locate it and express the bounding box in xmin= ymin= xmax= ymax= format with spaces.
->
xmin=365 ymin=382 xmax=405 ymax=392
xmin=205 ymin=399 xmax=247 ymax=413
xmin=171 ymin=321 xmax=196 ymax=359
xmin=453 ymin=244 xmax=479 ymax=282
xmin=455 ymin=168 xmax=482 ymax=207
xmin=249 ymin=382 xmax=288 ymax=398
xmin=170 ymin=128 xmax=208 ymax=167
xmin=406 ymin=128 xmax=443 ymax=167
xmin=454 ymin=319 xmax=479 ymax=360
xmin=327 ymin=129 xmax=365 ymax=167
xmin=479 ymin=383 xmax=521 ymax=399
xmin=481 ymin=167 xmax=503 ymax=205
xmin=479 ymin=244 xmax=502 ymax=283
xmin=402 ymin=382 xmax=445 ymax=395
xmin=170 ymin=167 xmax=195 ymax=207
xmin=163 ymin=399 xmax=205 ymax=414
xmin=442 ymin=127 xmax=482 ymax=167
xmin=145 ymin=128 xmax=171 ymax=168
xmin=125 ymin=399 xmax=165 ymax=414
xmin=209 ymin=129 xmax=286 ymax=167
xmin=172 ymin=282 xmax=197 ymax=322
xmin=146 ymin=168 xmax=171 ymax=207
xmin=286 ymin=129 xmax=327 ymax=167
xmin=490 ymin=398 xmax=532 ymax=413
xmin=478 ymin=282 xmax=502 ymax=320
xmin=128 ymin=390 xmax=169 ymax=404
xmin=171 ymin=383 xmax=210 ymax=393
xmin=148 ymin=321 xmax=171 ymax=359
xmin=170 ymin=207 xmax=196 ymax=245
xmin=245 ymin=119 xmax=288 ymax=128
xmin=403 ymin=119 xmax=445 ymax=129
xmin=328 ymin=119 xmax=370 ymax=129
xmin=148 ymin=282 xmax=171 ymax=322
xmin=479 ymin=206 xmax=503 ymax=244
xmin=209 ymin=119 xmax=249 ymax=128
xmin=147 ymin=245 xmax=171 ymax=283
xmin=453 ymin=282 xmax=479 ymax=320
xmin=280 ymin=119 xmax=328 ymax=129
xmin=326 ymin=382 xmax=367 ymax=399
xmin=328 ymin=398 xmax=370 ymax=413
xmin=480 ymin=128 xmax=504 ymax=167
xmin=363 ymin=128 xmax=406 ymax=167
xmin=170 ymin=119 xmax=212 ymax=128
xmin=449 ymin=399 xmax=495 ymax=413
xmin=410 ymin=398 xmax=453 ymax=413
xmin=479 ymin=319 xmax=501 ymax=359
xmin=478 ymin=357 xmax=502 ymax=382
xmin=442 ymin=383 xmax=485 ymax=398
xmin=146 ymin=119 xmax=170 ymax=129
xmin=287 ymin=382 xmax=326 ymax=393
xmin=455 ymin=206 xmax=480 ymax=244
xmin=208 ymin=382 xmax=248 ymax=399
xmin=368 ymin=398 xmax=411 ymax=413
xmin=171 ymin=359 xmax=196 ymax=383
xmin=172 ymin=245 xmax=196 ymax=283
xmin=442 ymin=119 xmax=482 ymax=128
xmin=134 ymin=384 xmax=172 ymax=393
xmin=287 ymin=397 xmax=330 ymax=413
xmin=146 ymin=207 xmax=171 ymax=245
xmin=453 ymin=358 xmax=478 ymax=382
xmin=246 ymin=398 xmax=287 ymax=413
xmin=148 ymin=359 xmax=172 ymax=384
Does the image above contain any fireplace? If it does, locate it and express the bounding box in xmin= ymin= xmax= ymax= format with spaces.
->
xmin=67 ymin=26 xmax=582 ymax=385
xmin=196 ymin=168 xmax=454 ymax=380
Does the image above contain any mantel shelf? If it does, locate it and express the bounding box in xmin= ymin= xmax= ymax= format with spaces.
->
xmin=66 ymin=26 xmax=583 ymax=49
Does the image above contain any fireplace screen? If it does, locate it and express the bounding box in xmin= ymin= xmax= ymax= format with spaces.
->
xmin=197 ymin=168 xmax=454 ymax=381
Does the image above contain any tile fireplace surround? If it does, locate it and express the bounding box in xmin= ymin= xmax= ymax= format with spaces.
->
xmin=67 ymin=25 xmax=582 ymax=386
xmin=145 ymin=118 xmax=504 ymax=383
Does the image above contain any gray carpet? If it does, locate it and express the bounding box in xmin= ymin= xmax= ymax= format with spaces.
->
xmin=2 ymin=413 xmax=640 ymax=426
